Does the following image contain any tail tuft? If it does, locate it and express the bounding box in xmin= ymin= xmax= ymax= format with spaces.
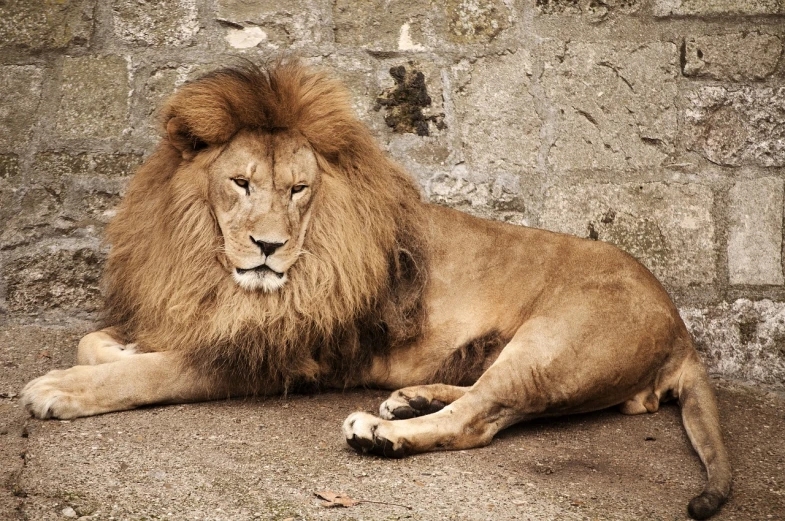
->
xmin=688 ymin=491 xmax=725 ymax=520
xmin=678 ymin=353 xmax=732 ymax=520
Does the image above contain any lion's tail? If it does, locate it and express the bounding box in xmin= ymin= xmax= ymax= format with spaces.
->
xmin=677 ymin=354 xmax=732 ymax=520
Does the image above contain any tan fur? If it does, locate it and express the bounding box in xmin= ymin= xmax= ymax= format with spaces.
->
xmin=21 ymin=61 xmax=730 ymax=520
xmin=99 ymin=62 xmax=427 ymax=391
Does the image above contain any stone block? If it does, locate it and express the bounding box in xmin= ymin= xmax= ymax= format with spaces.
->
xmin=686 ymin=87 xmax=785 ymax=167
xmin=727 ymin=177 xmax=784 ymax=286
xmin=0 ymin=66 xmax=44 ymax=149
xmin=681 ymin=299 xmax=785 ymax=388
xmin=427 ymin=171 xmax=529 ymax=225
xmin=3 ymin=241 xmax=104 ymax=315
xmin=55 ymin=56 xmax=129 ymax=140
xmin=0 ymin=155 xmax=21 ymax=249
xmin=216 ymin=0 xmax=331 ymax=48
xmin=540 ymin=182 xmax=716 ymax=286
xmin=92 ymin=153 xmax=143 ymax=178
xmin=541 ymin=41 xmax=679 ymax=171
xmin=333 ymin=0 xmax=440 ymax=50
xmin=375 ymin=63 xmax=445 ymax=137
xmin=452 ymin=51 xmax=541 ymax=176
xmin=654 ymin=0 xmax=782 ymax=16
xmin=536 ymin=0 xmax=640 ymax=20
xmin=64 ymin=154 xmax=139 ymax=226
xmin=444 ymin=0 xmax=512 ymax=44
xmin=0 ymin=0 xmax=95 ymax=50
xmin=113 ymin=0 xmax=200 ymax=46
xmin=0 ymin=153 xmax=137 ymax=249
xmin=63 ymin=177 xmax=128 ymax=227
xmin=371 ymin=60 xmax=452 ymax=183
xmin=683 ymin=32 xmax=782 ymax=81
xmin=1 ymin=153 xmax=87 ymax=249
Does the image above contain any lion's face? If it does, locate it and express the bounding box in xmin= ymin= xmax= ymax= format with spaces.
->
xmin=208 ymin=129 xmax=321 ymax=292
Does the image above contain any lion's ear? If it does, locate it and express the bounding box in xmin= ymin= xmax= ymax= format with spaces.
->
xmin=166 ymin=117 xmax=208 ymax=160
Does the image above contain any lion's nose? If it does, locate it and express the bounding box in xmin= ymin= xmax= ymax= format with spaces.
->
xmin=250 ymin=236 xmax=287 ymax=256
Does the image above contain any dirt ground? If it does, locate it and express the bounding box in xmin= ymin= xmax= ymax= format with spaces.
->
xmin=2 ymin=323 xmax=784 ymax=521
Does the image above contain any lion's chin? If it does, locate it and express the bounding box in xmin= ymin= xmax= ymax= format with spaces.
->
xmin=232 ymin=269 xmax=288 ymax=293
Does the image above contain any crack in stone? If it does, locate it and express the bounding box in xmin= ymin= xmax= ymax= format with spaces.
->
xmin=597 ymin=61 xmax=635 ymax=93
xmin=575 ymin=108 xmax=598 ymax=127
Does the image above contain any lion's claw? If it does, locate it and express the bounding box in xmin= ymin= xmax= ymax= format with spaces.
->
xmin=347 ymin=433 xmax=374 ymax=452
xmin=391 ymin=406 xmax=417 ymax=419
xmin=380 ymin=391 xmax=446 ymax=420
xmin=343 ymin=412 xmax=409 ymax=458
xmin=20 ymin=366 xmax=99 ymax=420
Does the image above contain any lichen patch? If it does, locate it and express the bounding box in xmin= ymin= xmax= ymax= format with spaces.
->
xmin=375 ymin=66 xmax=445 ymax=136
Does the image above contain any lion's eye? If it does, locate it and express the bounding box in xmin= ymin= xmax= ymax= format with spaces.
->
xmin=291 ymin=184 xmax=307 ymax=196
xmin=232 ymin=178 xmax=249 ymax=190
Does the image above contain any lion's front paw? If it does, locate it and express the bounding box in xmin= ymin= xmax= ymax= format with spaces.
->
xmin=342 ymin=412 xmax=408 ymax=458
xmin=21 ymin=367 xmax=99 ymax=419
xmin=379 ymin=390 xmax=446 ymax=420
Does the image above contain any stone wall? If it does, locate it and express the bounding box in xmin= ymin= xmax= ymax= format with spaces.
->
xmin=0 ymin=0 xmax=783 ymax=387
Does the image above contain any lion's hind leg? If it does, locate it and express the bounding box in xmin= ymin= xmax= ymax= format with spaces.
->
xmin=379 ymin=384 xmax=469 ymax=420
xmin=77 ymin=328 xmax=137 ymax=366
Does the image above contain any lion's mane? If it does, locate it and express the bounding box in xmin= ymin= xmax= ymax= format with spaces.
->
xmin=102 ymin=61 xmax=427 ymax=391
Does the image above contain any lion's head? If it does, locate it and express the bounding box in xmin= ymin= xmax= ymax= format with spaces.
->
xmin=102 ymin=61 xmax=427 ymax=389
xmin=203 ymin=129 xmax=320 ymax=293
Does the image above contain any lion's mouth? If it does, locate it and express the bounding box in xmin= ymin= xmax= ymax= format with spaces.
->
xmin=235 ymin=265 xmax=284 ymax=278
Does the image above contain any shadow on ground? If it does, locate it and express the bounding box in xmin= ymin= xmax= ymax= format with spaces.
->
xmin=2 ymin=323 xmax=784 ymax=520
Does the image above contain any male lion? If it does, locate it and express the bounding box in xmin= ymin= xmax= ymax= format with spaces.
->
xmin=21 ymin=61 xmax=730 ymax=519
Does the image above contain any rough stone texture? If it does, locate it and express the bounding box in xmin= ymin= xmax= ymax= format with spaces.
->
xmin=453 ymin=51 xmax=541 ymax=176
xmin=0 ymin=153 xmax=88 ymax=250
xmin=542 ymin=42 xmax=679 ymax=171
xmin=536 ymin=0 xmax=641 ymax=20
xmin=55 ymin=56 xmax=130 ymax=140
xmin=112 ymin=0 xmax=200 ymax=46
xmin=60 ymin=154 xmax=137 ymax=229
xmin=3 ymin=242 xmax=104 ymax=315
xmin=728 ymin=177 xmax=785 ymax=286
xmin=683 ymin=299 xmax=785 ymax=388
xmin=444 ymin=0 xmax=512 ymax=44
xmin=683 ymin=32 xmax=783 ymax=81
xmin=428 ymin=172 xmax=529 ymax=225
xmin=540 ymin=182 xmax=716 ymax=287
xmin=0 ymin=66 xmax=44 ymax=150
xmin=91 ymin=153 xmax=142 ymax=179
xmin=333 ymin=0 xmax=440 ymax=50
xmin=654 ymin=0 xmax=783 ymax=16
xmin=686 ymin=87 xmax=785 ymax=167
xmin=0 ymin=0 xmax=95 ymax=50
xmin=0 ymin=153 xmax=136 ymax=250
xmin=365 ymin=58 xmax=452 ymax=186
xmin=216 ymin=0 xmax=331 ymax=48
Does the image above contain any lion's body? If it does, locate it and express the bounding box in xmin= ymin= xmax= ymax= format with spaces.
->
xmin=21 ymin=62 xmax=731 ymax=519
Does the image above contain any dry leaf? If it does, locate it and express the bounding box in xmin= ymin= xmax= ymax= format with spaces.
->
xmin=315 ymin=490 xmax=361 ymax=508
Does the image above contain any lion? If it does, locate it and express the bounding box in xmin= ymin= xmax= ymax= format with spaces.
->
xmin=20 ymin=61 xmax=730 ymax=520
